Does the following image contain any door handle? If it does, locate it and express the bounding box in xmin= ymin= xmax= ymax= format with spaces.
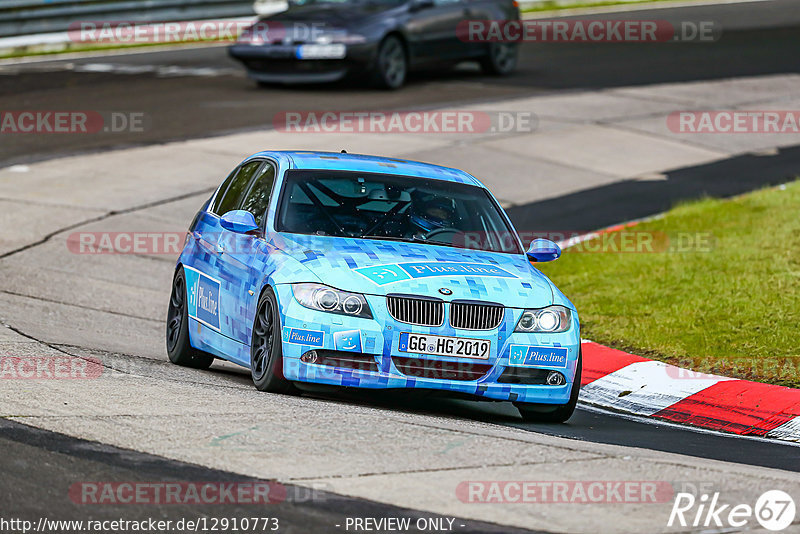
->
xmin=216 ymin=242 xmax=225 ymax=254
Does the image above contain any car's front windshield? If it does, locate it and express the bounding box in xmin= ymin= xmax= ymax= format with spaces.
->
xmin=275 ymin=169 xmax=522 ymax=254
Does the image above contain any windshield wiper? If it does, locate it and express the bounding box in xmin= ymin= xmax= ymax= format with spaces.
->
xmin=360 ymin=234 xmax=463 ymax=249
xmin=361 ymin=234 xmax=425 ymax=243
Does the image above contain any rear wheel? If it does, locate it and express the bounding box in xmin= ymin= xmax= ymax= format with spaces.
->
xmin=250 ymin=287 xmax=295 ymax=393
xmin=166 ymin=267 xmax=215 ymax=369
xmin=480 ymin=42 xmax=518 ymax=76
xmin=514 ymin=350 xmax=582 ymax=423
xmin=372 ymin=35 xmax=407 ymax=89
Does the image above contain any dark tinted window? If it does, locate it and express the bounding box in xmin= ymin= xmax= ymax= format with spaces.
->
xmin=276 ymin=170 xmax=521 ymax=254
xmin=212 ymin=161 xmax=263 ymax=216
xmin=239 ymin=162 xmax=276 ymax=228
xmin=210 ymin=168 xmax=239 ymax=215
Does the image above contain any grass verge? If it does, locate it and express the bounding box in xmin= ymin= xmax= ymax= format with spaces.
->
xmin=0 ymin=39 xmax=226 ymax=61
xmin=522 ymin=0 xmax=703 ymax=14
xmin=538 ymin=181 xmax=800 ymax=388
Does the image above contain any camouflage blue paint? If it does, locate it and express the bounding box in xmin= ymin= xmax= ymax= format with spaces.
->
xmin=177 ymin=151 xmax=580 ymax=405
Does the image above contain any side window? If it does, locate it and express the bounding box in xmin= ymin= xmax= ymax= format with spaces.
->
xmin=239 ymin=162 xmax=277 ymax=229
xmin=210 ymin=167 xmax=239 ymax=215
xmin=213 ymin=161 xmax=263 ymax=216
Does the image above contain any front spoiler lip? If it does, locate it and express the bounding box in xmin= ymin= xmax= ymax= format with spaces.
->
xmin=247 ymin=69 xmax=348 ymax=83
xmin=285 ymin=358 xmax=574 ymax=404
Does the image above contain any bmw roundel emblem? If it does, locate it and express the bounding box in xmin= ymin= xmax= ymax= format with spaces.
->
xmin=438 ymin=288 xmax=453 ymax=295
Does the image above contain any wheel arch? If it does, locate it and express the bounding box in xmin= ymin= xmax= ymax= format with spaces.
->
xmin=380 ymin=30 xmax=409 ymax=61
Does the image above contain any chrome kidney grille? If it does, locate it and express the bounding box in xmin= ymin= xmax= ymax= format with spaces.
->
xmin=386 ymin=296 xmax=504 ymax=330
xmin=450 ymin=302 xmax=504 ymax=330
xmin=386 ymin=295 xmax=444 ymax=327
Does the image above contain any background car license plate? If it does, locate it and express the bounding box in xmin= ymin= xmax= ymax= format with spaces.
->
xmin=398 ymin=333 xmax=490 ymax=359
xmin=296 ymin=44 xmax=346 ymax=59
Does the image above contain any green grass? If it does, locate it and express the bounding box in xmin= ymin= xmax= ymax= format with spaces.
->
xmin=0 ymin=38 xmax=226 ymax=60
xmin=537 ymin=181 xmax=800 ymax=388
xmin=522 ymin=0 xmax=702 ymax=14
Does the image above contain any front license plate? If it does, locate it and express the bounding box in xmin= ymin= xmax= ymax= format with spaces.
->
xmin=296 ymin=44 xmax=346 ymax=59
xmin=398 ymin=332 xmax=490 ymax=360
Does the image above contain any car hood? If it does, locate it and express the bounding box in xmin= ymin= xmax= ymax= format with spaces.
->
xmin=271 ymin=233 xmax=555 ymax=308
xmin=261 ymin=3 xmax=393 ymax=29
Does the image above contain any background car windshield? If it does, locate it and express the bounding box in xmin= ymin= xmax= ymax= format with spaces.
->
xmin=276 ymin=170 xmax=522 ymax=254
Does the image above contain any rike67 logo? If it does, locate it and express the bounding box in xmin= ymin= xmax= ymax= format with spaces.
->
xmin=668 ymin=490 xmax=796 ymax=531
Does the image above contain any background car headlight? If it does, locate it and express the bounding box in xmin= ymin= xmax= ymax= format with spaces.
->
xmin=314 ymin=31 xmax=367 ymax=44
xmin=515 ymin=306 xmax=571 ymax=333
xmin=292 ymin=283 xmax=373 ymax=319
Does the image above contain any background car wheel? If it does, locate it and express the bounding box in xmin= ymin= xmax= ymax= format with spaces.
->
xmin=250 ymin=287 xmax=296 ymax=393
xmin=166 ymin=266 xmax=215 ymax=369
xmin=480 ymin=42 xmax=518 ymax=76
xmin=514 ymin=349 xmax=582 ymax=423
xmin=372 ymin=35 xmax=407 ymax=90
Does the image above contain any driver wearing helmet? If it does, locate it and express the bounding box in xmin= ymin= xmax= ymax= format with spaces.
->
xmin=409 ymin=196 xmax=457 ymax=235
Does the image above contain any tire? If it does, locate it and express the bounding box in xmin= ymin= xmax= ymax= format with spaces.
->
xmin=514 ymin=350 xmax=582 ymax=423
xmin=166 ymin=266 xmax=215 ymax=369
xmin=371 ymin=35 xmax=407 ymax=90
xmin=480 ymin=42 xmax=518 ymax=76
xmin=250 ymin=287 xmax=295 ymax=393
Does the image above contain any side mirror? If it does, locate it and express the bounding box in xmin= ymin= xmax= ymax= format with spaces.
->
xmin=526 ymin=238 xmax=561 ymax=262
xmin=220 ymin=210 xmax=259 ymax=234
xmin=411 ymin=0 xmax=434 ymax=11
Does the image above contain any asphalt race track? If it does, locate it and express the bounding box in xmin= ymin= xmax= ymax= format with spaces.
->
xmin=2 ymin=0 xmax=800 ymax=532
xmin=0 ymin=419 xmax=534 ymax=533
xmin=3 ymin=0 xmax=800 ymax=166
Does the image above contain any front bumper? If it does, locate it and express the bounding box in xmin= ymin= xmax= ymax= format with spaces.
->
xmin=228 ymin=43 xmax=374 ymax=83
xmin=274 ymin=285 xmax=581 ymax=404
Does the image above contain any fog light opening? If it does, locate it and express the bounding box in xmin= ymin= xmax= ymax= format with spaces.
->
xmin=301 ymin=351 xmax=319 ymax=364
xmin=546 ymin=371 xmax=565 ymax=386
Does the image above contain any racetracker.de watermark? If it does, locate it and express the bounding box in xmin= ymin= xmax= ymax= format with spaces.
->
xmin=0 ymin=111 xmax=148 ymax=134
xmin=457 ymin=20 xmax=719 ymax=43
xmin=663 ymin=355 xmax=800 ymax=382
xmin=66 ymin=230 xmax=715 ymax=255
xmin=474 ymin=231 xmax=715 ymax=253
xmin=0 ymin=355 xmax=102 ymax=379
xmin=70 ymin=482 xmax=286 ymax=505
xmin=69 ymin=20 xmax=333 ymax=45
xmin=456 ymin=481 xmax=674 ymax=503
xmin=668 ymin=111 xmax=800 ymax=133
xmin=67 ymin=232 xmax=187 ymax=255
xmin=273 ymin=111 xmax=537 ymax=134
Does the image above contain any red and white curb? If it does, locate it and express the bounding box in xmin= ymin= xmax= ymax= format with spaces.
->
xmin=579 ymin=341 xmax=800 ymax=442
xmin=556 ymin=215 xmax=799 ymax=443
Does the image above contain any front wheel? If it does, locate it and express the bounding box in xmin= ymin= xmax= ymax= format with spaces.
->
xmin=480 ymin=42 xmax=518 ymax=76
xmin=166 ymin=266 xmax=215 ymax=369
xmin=514 ymin=350 xmax=582 ymax=423
xmin=372 ymin=35 xmax=407 ymax=90
xmin=250 ymin=287 xmax=295 ymax=393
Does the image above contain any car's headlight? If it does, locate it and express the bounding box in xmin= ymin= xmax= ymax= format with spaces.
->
xmin=315 ymin=32 xmax=367 ymax=45
xmin=515 ymin=306 xmax=571 ymax=333
xmin=292 ymin=283 xmax=373 ymax=319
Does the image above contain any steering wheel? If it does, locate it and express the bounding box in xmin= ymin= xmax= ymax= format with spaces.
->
xmin=422 ymin=227 xmax=461 ymax=243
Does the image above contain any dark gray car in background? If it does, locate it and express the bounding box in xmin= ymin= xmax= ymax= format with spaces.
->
xmin=228 ymin=0 xmax=520 ymax=89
